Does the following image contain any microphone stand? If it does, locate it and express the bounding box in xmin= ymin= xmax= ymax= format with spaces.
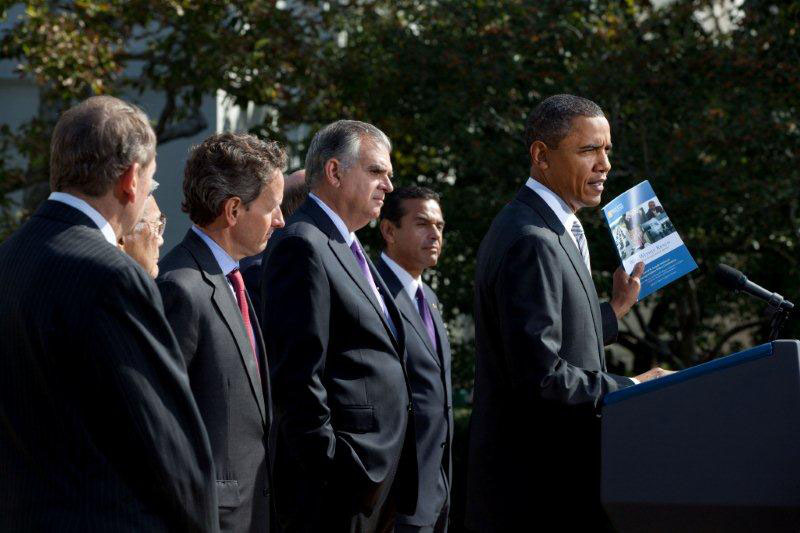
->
xmin=765 ymin=294 xmax=792 ymax=341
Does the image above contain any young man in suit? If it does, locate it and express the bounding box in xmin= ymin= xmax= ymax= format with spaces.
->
xmin=260 ymin=120 xmax=418 ymax=532
xmin=0 ymin=95 xmax=217 ymax=532
xmin=466 ymin=94 xmax=673 ymax=532
xmin=157 ymin=133 xmax=286 ymax=533
xmin=376 ymin=186 xmax=453 ymax=533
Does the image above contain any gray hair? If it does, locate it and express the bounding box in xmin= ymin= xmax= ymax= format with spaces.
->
xmin=305 ymin=120 xmax=391 ymax=189
xmin=182 ymin=132 xmax=287 ymax=226
xmin=50 ymin=95 xmax=156 ymax=196
xmin=524 ymin=94 xmax=605 ymax=150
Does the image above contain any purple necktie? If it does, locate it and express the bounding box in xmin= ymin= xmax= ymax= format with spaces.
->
xmin=415 ymin=285 xmax=438 ymax=352
xmin=350 ymin=240 xmax=396 ymax=336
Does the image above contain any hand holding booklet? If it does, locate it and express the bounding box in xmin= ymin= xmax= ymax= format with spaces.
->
xmin=602 ymin=180 xmax=697 ymax=300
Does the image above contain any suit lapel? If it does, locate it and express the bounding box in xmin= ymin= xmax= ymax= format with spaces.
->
xmin=183 ymin=230 xmax=267 ymax=424
xmin=377 ymin=258 xmax=439 ymax=367
xmin=301 ymin=200 xmax=401 ymax=350
xmin=515 ymin=187 xmax=606 ymax=368
xmin=246 ymin=290 xmax=271 ymax=427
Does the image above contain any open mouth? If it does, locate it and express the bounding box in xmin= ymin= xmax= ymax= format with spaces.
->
xmin=587 ymin=178 xmax=605 ymax=192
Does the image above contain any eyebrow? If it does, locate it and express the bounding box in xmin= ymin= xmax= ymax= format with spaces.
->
xmin=579 ymin=143 xmax=612 ymax=151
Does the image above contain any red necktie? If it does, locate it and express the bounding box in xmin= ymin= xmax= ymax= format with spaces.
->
xmin=227 ymin=268 xmax=260 ymax=375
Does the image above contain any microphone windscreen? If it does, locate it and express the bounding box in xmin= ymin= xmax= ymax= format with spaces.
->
xmin=715 ymin=263 xmax=747 ymax=289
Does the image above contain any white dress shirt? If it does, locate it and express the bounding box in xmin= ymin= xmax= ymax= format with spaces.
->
xmin=525 ymin=177 xmax=590 ymax=272
xmin=309 ymin=193 xmax=355 ymax=246
xmin=48 ymin=192 xmax=117 ymax=246
xmin=380 ymin=252 xmax=422 ymax=303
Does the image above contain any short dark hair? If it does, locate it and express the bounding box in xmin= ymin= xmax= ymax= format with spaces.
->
xmin=280 ymin=179 xmax=309 ymax=219
xmin=50 ymin=95 xmax=156 ymax=196
xmin=380 ymin=185 xmax=441 ymax=227
xmin=523 ymin=94 xmax=605 ymax=150
xmin=182 ymin=132 xmax=287 ymax=226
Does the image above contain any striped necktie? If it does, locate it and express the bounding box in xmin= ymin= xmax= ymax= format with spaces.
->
xmin=570 ymin=220 xmax=591 ymax=272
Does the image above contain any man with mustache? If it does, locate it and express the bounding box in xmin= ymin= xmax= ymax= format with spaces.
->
xmin=376 ymin=186 xmax=453 ymax=533
xmin=157 ymin=132 xmax=286 ymax=533
xmin=466 ymin=94 xmax=672 ymax=532
xmin=260 ymin=120 xmax=417 ymax=532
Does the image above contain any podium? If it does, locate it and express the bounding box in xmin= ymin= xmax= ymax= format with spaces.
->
xmin=601 ymin=340 xmax=800 ymax=532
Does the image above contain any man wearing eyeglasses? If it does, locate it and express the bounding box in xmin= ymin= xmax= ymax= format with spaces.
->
xmin=120 ymin=193 xmax=167 ymax=278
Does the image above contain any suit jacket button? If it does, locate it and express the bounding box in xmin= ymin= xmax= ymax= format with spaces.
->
xmin=441 ymin=442 xmax=446 ymax=448
xmin=407 ymin=403 xmax=413 ymax=413
xmin=263 ymin=488 xmax=270 ymax=497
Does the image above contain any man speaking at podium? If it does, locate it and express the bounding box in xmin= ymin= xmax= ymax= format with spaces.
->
xmin=465 ymin=94 xmax=672 ymax=532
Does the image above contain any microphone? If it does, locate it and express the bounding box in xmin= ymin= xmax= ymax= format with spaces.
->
xmin=714 ymin=264 xmax=794 ymax=310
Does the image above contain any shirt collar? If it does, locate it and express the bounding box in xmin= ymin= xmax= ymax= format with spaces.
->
xmin=48 ymin=191 xmax=118 ymax=246
xmin=525 ymin=177 xmax=591 ymax=270
xmin=191 ymin=226 xmax=239 ymax=276
xmin=381 ymin=251 xmax=421 ymax=302
xmin=525 ymin=177 xmax=579 ymax=232
xmin=309 ymin=192 xmax=355 ymax=246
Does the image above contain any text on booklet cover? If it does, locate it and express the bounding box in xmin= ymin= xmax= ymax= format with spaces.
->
xmin=602 ymin=180 xmax=697 ymax=300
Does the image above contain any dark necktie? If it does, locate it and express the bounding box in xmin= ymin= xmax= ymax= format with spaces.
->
xmin=570 ymin=220 xmax=591 ymax=272
xmin=227 ymin=268 xmax=260 ymax=374
xmin=349 ymin=240 xmax=396 ymax=337
xmin=415 ymin=285 xmax=438 ymax=352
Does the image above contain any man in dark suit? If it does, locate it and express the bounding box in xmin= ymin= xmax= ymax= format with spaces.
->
xmin=376 ymin=186 xmax=452 ymax=533
xmin=260 ymin=120 xmax=417 ymax=532
xmin=0 ymin=95 xmax=217 ymax=532
xmin=466 ymin=94 xmax=672 ymax=532
xmin=157 ymin=133 xmax=286 ymax=533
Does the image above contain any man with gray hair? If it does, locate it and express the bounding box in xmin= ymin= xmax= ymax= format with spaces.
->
xmin=157 ymin=132 xmax=286 ymax=533
xmin=260 ymin=120 xmax=417 ymax=532
xmin=0 ymin=95 xmax=217 ymax=531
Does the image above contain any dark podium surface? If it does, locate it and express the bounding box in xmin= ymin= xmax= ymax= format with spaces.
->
xmin=601 ymin=340 xmax=800 ymax=533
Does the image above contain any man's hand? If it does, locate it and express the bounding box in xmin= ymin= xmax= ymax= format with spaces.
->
xmin=610 ymin=261 xmax=645 ymax=319
xmin=633 ymin=367 xmax=676 ymax=383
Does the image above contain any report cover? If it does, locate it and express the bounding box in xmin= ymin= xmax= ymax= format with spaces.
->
xmin=602 ymin=180 xmax=697 ymax=300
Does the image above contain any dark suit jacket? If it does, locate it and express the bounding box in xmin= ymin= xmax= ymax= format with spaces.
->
xmin=465 ymin=186 xmax=633 ymax=532
xmin=376 ymin=257 xmax=453 ymax=528
xmin=0 ymin=200 xmax=217 ymax=532
xmin=260 ymin=198 xmax=418 ymax=531
xmin=157 ymin=229 xmax=273 ymax=533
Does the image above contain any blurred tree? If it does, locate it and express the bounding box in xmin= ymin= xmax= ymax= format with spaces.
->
xmin=0 ymin=0 xmax=306 ymax=237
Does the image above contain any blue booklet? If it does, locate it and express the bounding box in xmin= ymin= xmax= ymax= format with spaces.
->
xmin=601 ymin=180 xmax=697 ymax=300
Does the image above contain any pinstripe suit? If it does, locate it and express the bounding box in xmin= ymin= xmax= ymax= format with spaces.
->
xmin=0 ymin=200 xmax=218 ymax=532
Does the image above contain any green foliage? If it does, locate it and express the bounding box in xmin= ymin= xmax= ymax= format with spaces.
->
xmin=2 ymin=0 xmax=799 ymax=388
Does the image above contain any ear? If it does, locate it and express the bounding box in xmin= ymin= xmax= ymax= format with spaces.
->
xmin=529 ymin=141 xmax=550 ymax=172
xmin=323 ymin=158 xmax=342 ymax=188
xmin=379 ymin=218 xmax=396 ymax=246
xmin=221 ymin=196 xmax=242 ymax=227
xmin=116 ymin=162 xmax=139 ymax=204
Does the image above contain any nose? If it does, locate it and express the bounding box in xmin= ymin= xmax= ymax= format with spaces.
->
xmin=597 ymin=149 xmax=611 ymax=173
xmin=274 ymin=207 xmax=285 ymax=228
xmin=382 ymin=174 xmax=393 ymax=193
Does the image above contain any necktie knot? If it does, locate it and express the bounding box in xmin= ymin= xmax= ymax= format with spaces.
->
xmin=227 ymin=268 xmax=245 ymax=293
